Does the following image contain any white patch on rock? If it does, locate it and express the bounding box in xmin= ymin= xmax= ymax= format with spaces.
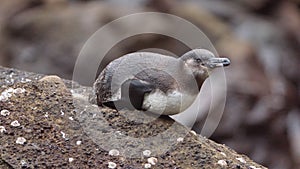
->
xmin=11 ymin=120 xmax=20 ymax=127
xmin=0 ymin=88 xmax=13 ymax=101
xmin=0 ymin=126 xmax=6 ymax=133
xmin=217 ymin=160 xmax=227 ymax=166
xmin=76 ymin=140 xmax=82 ymax=145
xmin=68 ymin=158 xmax=74 ymax=163
xmin=115 ymin=131 xmax=123 ymax=136
xmin=220 ymin=152 xmax=227 ymax=157
xmin=144 ymin=163 xmax=151 ymax=168
xmin=20 ymin=78 xmax=32 ymax=83
xmin=16 ymin=137 xmax=26 ymax=144
xmin=147 ymin=157 xmax=158 ymax=165
xmin=1 ymin=109 xmax=10 ymax=116
xmin=0 ymin=87 xmax=26 ymax=101
xmin=190 ymin=130 xmax=197 ymax=136
xmin=20 ymin=159 xmax=27 ymax=167
xmin=109 ymin=149 xmax=120 ymax=156
xmin=14 ymin=88 xmax=26 ymax=94
xmin=236 ymin=157 xmax=246 ymax=163
xmin=61 ymin=131 xmax=68 ymax=140
xmin=44 ymin=112 xmax=49 ymax=118
xmin=177 ymin=137 xmax=184 ymax=142
xmin=142 ymin=150 xmax=151 ymax=157
xmin=108 ymin=162 xmax=117 ymax=169
xmin=250 ymin=165 xmax=261 ymax=169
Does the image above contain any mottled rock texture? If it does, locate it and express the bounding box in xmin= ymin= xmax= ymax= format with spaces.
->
xmin=0 ymin=66 xmax=266 ymax=169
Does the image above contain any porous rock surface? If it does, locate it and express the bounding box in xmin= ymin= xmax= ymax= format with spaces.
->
xmin=0 ymin=66 xmax=266 ymax=169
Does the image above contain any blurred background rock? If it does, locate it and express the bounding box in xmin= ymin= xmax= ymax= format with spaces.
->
xmin=0 ymin=0 xmax=299 ymax=168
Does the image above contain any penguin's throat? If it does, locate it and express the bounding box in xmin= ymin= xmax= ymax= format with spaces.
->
xmin=193 ymin=72 xmax=208 ymax=90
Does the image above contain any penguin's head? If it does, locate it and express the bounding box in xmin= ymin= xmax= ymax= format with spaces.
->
xmin=180 ymin=49 xmax=230 ymax=79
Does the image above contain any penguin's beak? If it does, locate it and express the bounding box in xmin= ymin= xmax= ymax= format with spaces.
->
xmin=207 ymin=57 xmax=230 ymax=68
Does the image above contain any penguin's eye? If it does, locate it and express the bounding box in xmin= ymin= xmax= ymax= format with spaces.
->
xmin=195 ymin=58 xmax=202 ymax=63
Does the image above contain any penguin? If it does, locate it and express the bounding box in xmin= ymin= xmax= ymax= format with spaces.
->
xmin=93 ymin=49 xmax=230 ymax=115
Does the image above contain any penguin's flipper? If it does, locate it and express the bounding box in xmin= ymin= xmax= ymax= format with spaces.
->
xmin=103 ymin=79 xmax=154 ymax=111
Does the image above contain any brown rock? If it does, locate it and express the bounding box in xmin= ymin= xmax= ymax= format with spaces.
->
xmin=0 ymin=66 xmax=267 ymax=169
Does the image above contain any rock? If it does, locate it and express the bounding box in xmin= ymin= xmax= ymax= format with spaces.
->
xmin=39 ymin=75 xmax=68 ymax=91
xmin=0 ymin=66 xmax=267 ymax=168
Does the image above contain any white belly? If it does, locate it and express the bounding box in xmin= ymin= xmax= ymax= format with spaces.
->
xmin=142 ymin=90 xmax=197 ymax=115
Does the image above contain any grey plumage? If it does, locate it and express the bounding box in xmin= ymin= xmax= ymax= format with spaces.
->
xmin=93 ymin=49 xmax=230 ymax=115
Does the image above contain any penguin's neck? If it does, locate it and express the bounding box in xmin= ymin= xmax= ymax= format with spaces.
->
xmin=194 ymin=73 xmax=207 ymax=90
xmin=178 ymin=59 xmax=207 ymax=91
